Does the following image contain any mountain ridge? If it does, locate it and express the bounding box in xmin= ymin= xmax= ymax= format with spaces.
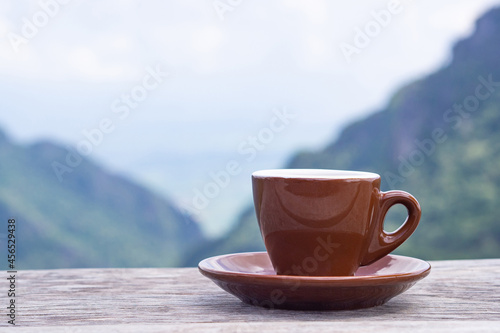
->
xmin=0 ymin=128 xmax=206 ymax=269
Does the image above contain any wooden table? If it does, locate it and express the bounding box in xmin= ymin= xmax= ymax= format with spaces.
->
xmin=4 ymin=258 xmax=500 ymax=332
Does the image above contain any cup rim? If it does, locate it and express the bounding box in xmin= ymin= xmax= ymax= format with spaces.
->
xmin=252 ymin=169 xmax=380 ymax=180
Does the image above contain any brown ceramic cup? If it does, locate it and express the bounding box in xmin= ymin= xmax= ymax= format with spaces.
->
xmin=252 ymin=169 xmax=421 ymax=276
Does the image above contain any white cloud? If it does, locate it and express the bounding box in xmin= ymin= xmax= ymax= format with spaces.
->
xmin=66 ymin=46 xmax=127 ymax=81
xmin=0 ymin=18 xmax=8 ymax=36
xmin=189 ymin=26 xmax=225 ymax=73
xmin=191 ymin=26 xmax=224 ymax=54
xmin=282 ymin=0 xmax=329 ymax=24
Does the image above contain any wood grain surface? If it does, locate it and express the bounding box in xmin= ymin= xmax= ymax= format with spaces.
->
xmin=3 ymin=258 xmax=500 ymax=331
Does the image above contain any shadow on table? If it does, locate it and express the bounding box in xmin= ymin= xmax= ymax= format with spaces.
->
xmin=195 ymin=293 xmax=414 ymax=321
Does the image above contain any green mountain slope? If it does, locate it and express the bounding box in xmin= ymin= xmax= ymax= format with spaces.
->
xmin=187 ymin=6 xmax=500 ymax=264
xmin=183 ymin=206 xmax=265 ymax=265
xmin=0 ymin=130 xmax=206 ymax=269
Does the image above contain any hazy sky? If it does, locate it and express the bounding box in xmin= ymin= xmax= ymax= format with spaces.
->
xmin=1 ymin=0 xmax=499 ymax=236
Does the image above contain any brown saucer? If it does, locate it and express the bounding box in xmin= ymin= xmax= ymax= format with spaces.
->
xmin=198 ymin=252 xmax=430 ymax=310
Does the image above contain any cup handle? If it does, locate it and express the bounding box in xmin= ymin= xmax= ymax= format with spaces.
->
xmin=361 ymin=190 xmax=421 ymax=266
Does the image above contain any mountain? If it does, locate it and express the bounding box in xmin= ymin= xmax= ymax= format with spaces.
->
xmin=187 ymin=6 xmax=500 ymax=264
xmin=183 ymin=206 xmax=265 ymax=265
xmin=0 ymin=129 xmax=206 ymax=269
